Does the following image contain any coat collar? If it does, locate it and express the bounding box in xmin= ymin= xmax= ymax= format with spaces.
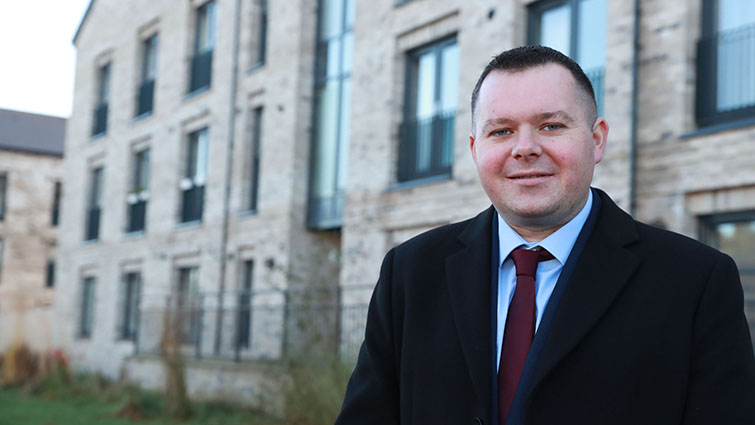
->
xmin=445 ymin=206 xmax=497 ymax=412
xmin=525 ymin=189 xmax=641 ymax=406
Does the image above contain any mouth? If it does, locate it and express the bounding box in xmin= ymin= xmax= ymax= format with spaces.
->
xmin=510 ymin=174 xmax=551 ymax=179
xmin=508 ymin=173 xmax=553 ymax=180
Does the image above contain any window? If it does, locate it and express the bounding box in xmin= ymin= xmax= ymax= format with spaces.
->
xmin=46 ymin=260 xmax=55 ymax=288
xmin=78 ymin=277 xmax=96 ymax=339
xmin=398 ymin=37 xmax=458 ymax=183
xmin=51 ymin=181 xmax=61 ymax=226
xmin=189 ymin=1 xmax=216 ymax=93
xmin=180 ymin=128 xmax=208 ymax=223
xmin=118 ymin=272 xmax=141 ymax=341
xmin=176 ymin=266 xmax=200 ymax=344
xmin=696 ymin=0 xmax=755 ymax=126
xmin=137 ymin=34 xmax=158 ymax=116
xmin=0 ymin=173 xmax=7 ymax=220
xmin=250 ymin=0 xmax=267 ymax=68
xmin=0 ymin=238 xmax=4 ymax=283
xmin=701 ymin=212 xmax=755 ymax=349
xmin=85 ymin=167 xmax=103 ymax=241
xmin=236 ymin=260 xmax=254 ymax=349
xmin=247 ymin=107 xmax=263 ymax=212
xmin=92 ymin=63 xmax=111 ymax=136
xmin=127 ymin=148 xmax=150 ymax=233
xmin=528 ymin=0 xmax=606 ymax=116
xmin=307 ymin=0 xmax=354 ymax=229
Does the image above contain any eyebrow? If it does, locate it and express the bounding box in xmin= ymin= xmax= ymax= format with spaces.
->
xmin=480 ymin=110 xmax=579 ymax=134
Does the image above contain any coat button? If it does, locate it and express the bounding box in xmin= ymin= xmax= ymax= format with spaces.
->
xmin=473 ymin=418 xmax=483 ymax=425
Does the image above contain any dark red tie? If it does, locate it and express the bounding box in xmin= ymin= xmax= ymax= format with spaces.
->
xmin=498 ymin=247 xmax=554 ymax=424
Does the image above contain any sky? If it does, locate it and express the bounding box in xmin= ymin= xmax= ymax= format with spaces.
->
xmin=0 ymin=0 xmax=92 ymax=118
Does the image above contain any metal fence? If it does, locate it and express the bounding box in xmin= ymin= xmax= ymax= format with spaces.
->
xmin=134 ymin=286 xmax=369 ymax=362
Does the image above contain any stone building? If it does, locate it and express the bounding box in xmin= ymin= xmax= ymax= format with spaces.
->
xmin=59 ymin=0 xmax=754 ymax=400
xmin=0 ymin=108 xmax=65 ymax=353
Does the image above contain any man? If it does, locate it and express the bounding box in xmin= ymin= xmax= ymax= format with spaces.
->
xmin=334 ymin=46 xmax=755 ymax=425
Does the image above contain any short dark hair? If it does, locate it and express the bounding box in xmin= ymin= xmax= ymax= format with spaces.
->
xmin=470 ymin=45 xmax=597 ymax=132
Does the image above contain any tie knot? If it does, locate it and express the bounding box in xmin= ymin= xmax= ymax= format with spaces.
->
xmin=510 ymin=247 xmax=554 ymax=278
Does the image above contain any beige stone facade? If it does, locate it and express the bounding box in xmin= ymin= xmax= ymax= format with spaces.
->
xmin=60 ymin=0 xmax=755 ymax=400
xmin=0 ymin=111 xmax=64 ymax=353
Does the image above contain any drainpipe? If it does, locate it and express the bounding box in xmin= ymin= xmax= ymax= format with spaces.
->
xmin=629 ymin=0 xmax=641 ymax=215
xmin=214 ymin=0 xmax=243 ymax=355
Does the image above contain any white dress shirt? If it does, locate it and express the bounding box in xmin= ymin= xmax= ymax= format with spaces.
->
xmin=495 ymin=190 xmax=593 ymax=370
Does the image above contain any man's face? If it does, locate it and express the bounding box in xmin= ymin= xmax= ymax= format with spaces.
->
xmin=470 ymin=64 xmax=608 ymax=239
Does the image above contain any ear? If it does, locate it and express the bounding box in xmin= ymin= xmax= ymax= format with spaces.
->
xmin=469 ymin=133 xmax=478 ymax=165
xmin=591 ymin=117 xmax=609 ymax=164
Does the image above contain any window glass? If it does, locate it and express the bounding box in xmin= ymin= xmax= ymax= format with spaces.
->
xmin=440 ymin=43 xmax=459 ymax=114
xmin=0 ymin=173 xmax=7 ymax=220
xmin=320 ymin=0 xmax=344 ymax=39
xmin=540 ymin=4 xmax=571 ymax=57
xmin=718 ymin=0 xmax=755 ymax=31
xmin=196 ymin=1 xmax=216 ymax=52
xmin=578 ymin=0 xmax=606 ymax=71
xmin=313 ymin=80 xmax=339 ymax=197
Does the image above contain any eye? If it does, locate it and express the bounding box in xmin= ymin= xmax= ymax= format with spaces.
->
xmin=542 ymin=123 xmax=563 ymax=131
xmin=490 ymin=129 xmax=512 ymax=137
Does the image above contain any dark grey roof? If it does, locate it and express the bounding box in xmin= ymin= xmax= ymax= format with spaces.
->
xmin=0 ymin=109 xmax=66 ymax=157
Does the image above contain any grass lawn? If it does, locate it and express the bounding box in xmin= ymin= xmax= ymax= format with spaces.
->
xmin=0 ymin=387 xmax=272 ymax=425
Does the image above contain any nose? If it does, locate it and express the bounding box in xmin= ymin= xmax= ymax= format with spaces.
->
xmin=510 ymin=127 xmax=542 ymax=159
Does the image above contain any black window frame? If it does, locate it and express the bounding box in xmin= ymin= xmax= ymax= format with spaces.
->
xmin=136 ymin=34 xmax=158 ymax=117
xmin=398 ymin=36 xmax=458 ymax=183
xmin=180 ymin=128 xmax=208 ymax=224
xmin=306 ymin=0 xmax=355 ymax=230
xmin=189 ymin=1 xmax=216 ymax=94
xmin=247 ymin=107 xmax=263 ymax=212
xmin=46 ymin=260 xmax=55 ymax=288
xmin=235 ymin=260 xmax=254 ymax=350
xmin=118 ymin=271 xmax=142 ymax=341
xmin=696 ymin=0 xmax=755 ymax=127
xmin=84 ymin=166 xmax=103 ymax=241
xmin=250 ymin=0 xmax=268 ymax=69
xmin=527 ymin=0 xmax=605 ymax=116
xmin=126 ymin=148 xmax=150 ymax=233
xmin=92 ymin=63 xmax=111 ymax=137
xmin=78 ymin=276 xmax=96 ymax=339
xmin=51 ymin=181 xmax=61 ymax=226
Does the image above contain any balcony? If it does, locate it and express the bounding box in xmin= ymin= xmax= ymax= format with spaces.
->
xmin=136 ymin=79 xmax=155 ymax=116
xmin=696 ymin=23 xmax=755 ymax=127
xmin=189 ymin=50 xmax=213 ymax=94
xmin=84 ymin=206 xmax=100 ymax=241
xmin=127 ymin=199 xmax=147 ymax=233
xmin=181 ymin=185 xmax=204 ymax=223
xmin=398 ymin=111 xmax=455 ymax=183
xmin=91 ymin=103 xmax=108 ymax=136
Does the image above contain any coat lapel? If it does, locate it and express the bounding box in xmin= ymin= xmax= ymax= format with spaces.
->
xmin=445 ymin=206 xmax=496 ymax=405
xmin=529 ymin=190 xmax=641 ymax=395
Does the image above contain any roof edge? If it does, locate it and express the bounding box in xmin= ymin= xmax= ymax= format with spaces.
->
xmin=72 ymin=0 xmax=95 ymax=45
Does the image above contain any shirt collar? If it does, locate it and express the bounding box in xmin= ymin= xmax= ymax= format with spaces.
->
xmin=497 ymin=189 xmax=594 ymax=266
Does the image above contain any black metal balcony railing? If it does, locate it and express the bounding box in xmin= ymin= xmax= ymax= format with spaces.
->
xmin=696 ymin=23 xmax=755 ymax=127
xmin=85 ymin=207 xmax=100 ymax=241
xmin=189 ymin=50 xmax=213 ymax=93
xmin=136 ymin=79 xmax=155 ymax=116
xmin=181 ymin=185 xmax=204 ymax=223
xmin=127 ymin=200 xmax=147 ymax=233
xmin=398 ymin=111 xmax=455 ymax=183
xmin=584 ymin=67 xmax=604 ymax=117
xmin=92 ymin=103 xmax=108 ymax=136
xmin=307 ymin=190 xmax=343 ymax=230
